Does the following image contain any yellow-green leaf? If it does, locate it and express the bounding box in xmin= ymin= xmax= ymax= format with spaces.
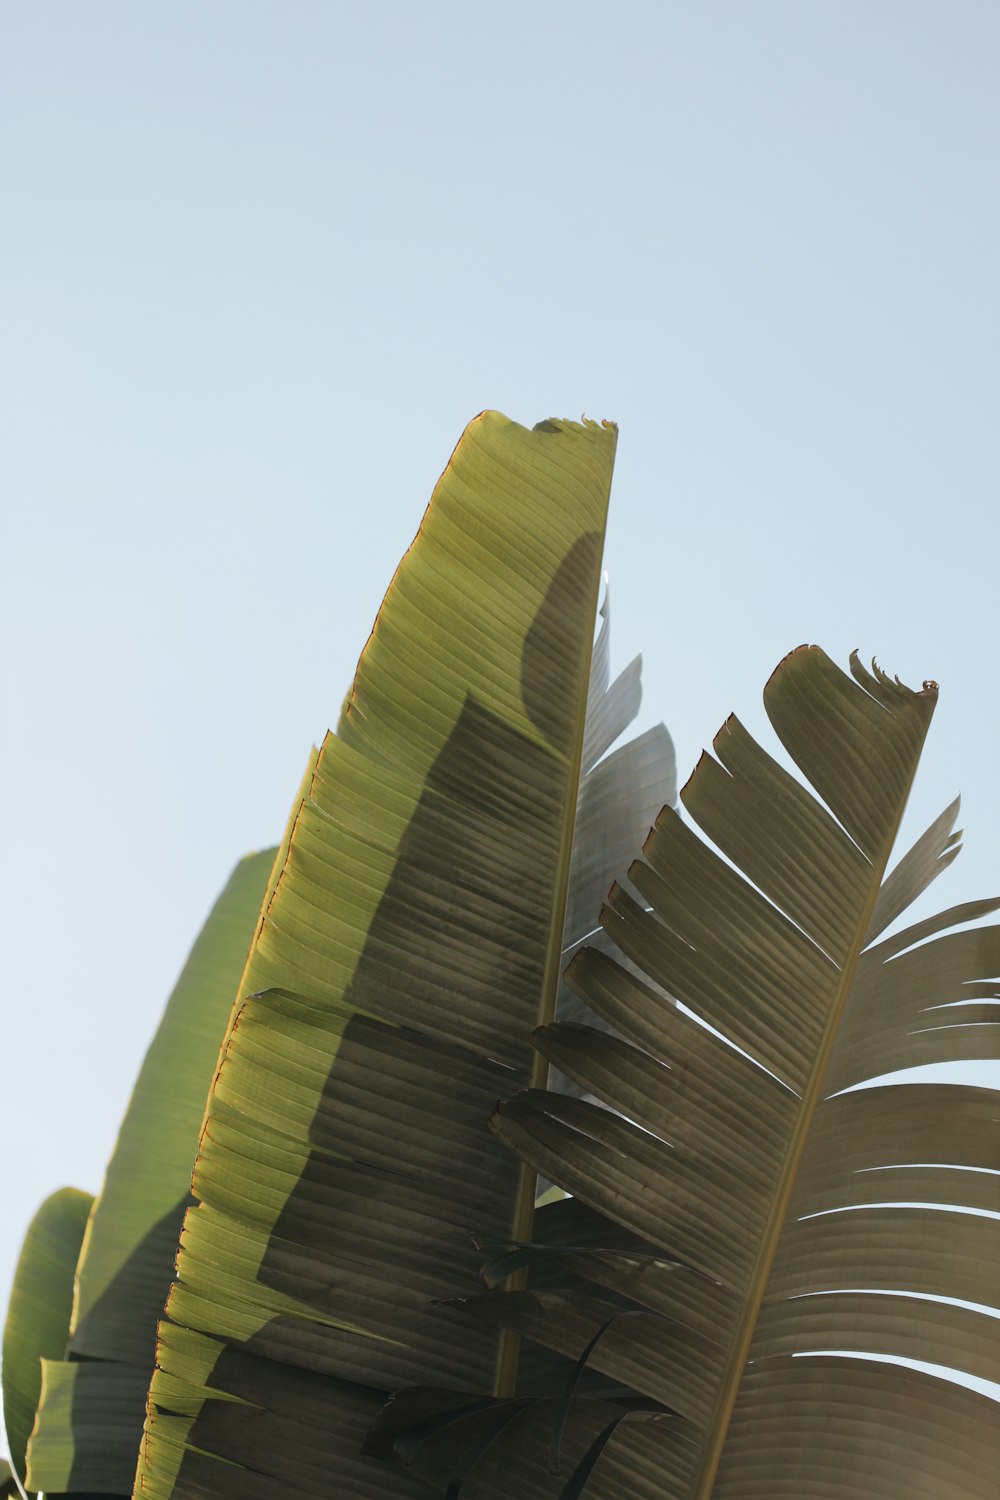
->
xmin=134 ymin=411 xmax=619 ymax=1499
xmin=2 ymin=1187 xmax=93 ymax=1494
xmin=26 ymin=851 xmax=274 ymax=1495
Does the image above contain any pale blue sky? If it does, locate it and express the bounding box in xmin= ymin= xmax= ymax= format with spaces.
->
xmin=2 ymin=0 xmax=998 ymax=1413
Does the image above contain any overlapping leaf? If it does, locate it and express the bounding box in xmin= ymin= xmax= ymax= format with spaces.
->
xmin=24 ymin=851 xmax=274 ymax=1495
xmin=389 ymin=649 xmax=1000 ymax=1498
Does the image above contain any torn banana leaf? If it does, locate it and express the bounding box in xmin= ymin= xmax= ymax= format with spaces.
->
xmin=403 ymin=650 xmax=1000 ymax=1498
xmin=552 ymin=588 xmax=676 ymax=1096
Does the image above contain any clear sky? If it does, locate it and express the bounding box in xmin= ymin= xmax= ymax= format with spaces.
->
xmin=2 ymin=0 xmax=998 ymax=1420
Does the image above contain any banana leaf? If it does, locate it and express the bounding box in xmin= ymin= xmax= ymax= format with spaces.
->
xmin=25 ymin=850 xmax=275 ymax=1495
xmin=378 ymin=649 xmax=1000 ymax=1498
xmin=2 ymin=1187 xmax=93 ymax=1496
xmin=132 ymin=411 xmax=626 ymax=1499
xmin=553 ymin=588 xmax=676 ymax=1091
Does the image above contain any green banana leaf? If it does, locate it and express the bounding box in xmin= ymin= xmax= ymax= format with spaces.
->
xmin=380 ymin=648 xmax=1000 ymax=1497
xmin=25 ymin=850 xmax=276 ymax=1496
xmin=132 ymin=411 xmax=622 ymax=1499
xmin=2 ymin=1187 xmax=93 ymax=1495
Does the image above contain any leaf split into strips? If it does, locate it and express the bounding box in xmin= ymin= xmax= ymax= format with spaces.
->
xmin=382 ymin=651 xmax=1000 ymax=1499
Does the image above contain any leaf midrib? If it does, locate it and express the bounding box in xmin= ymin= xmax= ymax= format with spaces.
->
xmin=691 ymin=733 xmax=931 ymax=1500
